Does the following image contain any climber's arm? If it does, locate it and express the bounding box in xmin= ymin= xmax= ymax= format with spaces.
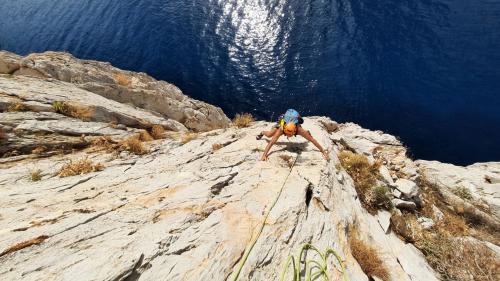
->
xmin=261 ymin=128 xmax=283 ymax=161
xmin=297 ymin=127 xmax=329 ymax=160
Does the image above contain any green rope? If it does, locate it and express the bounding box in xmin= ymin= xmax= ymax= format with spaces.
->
xmin=279 ymin=243 xmax=349 ymax=281
xmin=230 ymin=155 xmax=299 ymax=281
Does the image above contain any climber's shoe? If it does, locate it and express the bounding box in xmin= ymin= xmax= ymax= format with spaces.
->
xmin=256 ymin=133 xmax=263 ymax=140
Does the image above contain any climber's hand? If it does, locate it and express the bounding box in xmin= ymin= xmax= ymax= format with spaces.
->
xmin=322 ymin=150 xmax=330 ymax=161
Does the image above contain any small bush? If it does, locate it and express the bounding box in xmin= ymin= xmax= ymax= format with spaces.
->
xmin=349 ymin=232 xmax=390 ymax=280
xmin=181 ymin=133 xmax=198 ymax=144
xmin=113 ymin=72 xmax=131 ymax=86
xmin=58 ymin=158 xmax=104 ymax=177
xmin=232 ymin=113 xmax=255 ymax=128
xmin=212 ymin=143 xmax=224 ymax=151
xmin=453 ymin=186 xmax=473 ymax=200
xmin=151 ymin=125 xmax=165 ymax=139
xmin=120 ymin=135 xmax=148 ymax=155
xmin=7 ymin=102 xmax=28 ymax=112
xmin=370 ymin=186 xmax=393 ymax=210
xmin=52 ymin=101 xmax=69 ymax=114
xmin=29 ymin=169 xmax=42 ymax=182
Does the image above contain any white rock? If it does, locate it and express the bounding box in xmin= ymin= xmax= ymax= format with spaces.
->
xmin=379 ymin=165 xmax=395 ymax=186
xmin=417 ymin=217 xmax=435 ymax=230
xmin=377 ymin=210 xmax=392 ymax=233
xmin=13 ymin=51 xmax=230 ymax=131
xmin=431 ymin=205 xmax=444 ymax=221
xmin=393 ymin=189 xmax=402 ymax=198
xmin=392 ymin=199 xmax=417 ymax=210
xmin=395 ymin=178 xmax=419 ymax=198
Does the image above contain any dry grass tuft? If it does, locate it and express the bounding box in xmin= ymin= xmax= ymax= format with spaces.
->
xmin=181 ymin=133 xmax=198 ymax=144
xmin=113 ymin=72 xmax=132 ymax=86
xmin=232 ymin=113 xmax=255 ymax=128
xmin=349 ymin=232 xmax=390 ymax=280
xmin=150 ymin=125 xmax=165 ymax=139
xmin=58 ymin=158 xmax=104 ymax=177
xmin=0 ymin=235 xmax=49 ymax=258
xmin=120 ymin=135 xmax=148 ymax=155
xmin=139 ymin=130 xmax=154 ymax=142
xmin=68 ymin=105 xmax=94 ymax=121
xmin=29 ymin=169 xmax=42 ymax=182
xmin=32 ymin=146 xmax=47 ymax=155
xmin=52 ymin=101 xmax=94 ymax=121
xmin=338 ymin=150 xmax=384 ymax=212
xmin=7 ymin=102 xmax=28 ymax=112
xmin=212 ymin=143 xmax=224 ymax=151
xmin=279 ymin=154 xmax=294 ymax=168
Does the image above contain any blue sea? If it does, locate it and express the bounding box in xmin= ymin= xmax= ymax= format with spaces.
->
xmin=1 ymin=0 xmax=499 ymax=165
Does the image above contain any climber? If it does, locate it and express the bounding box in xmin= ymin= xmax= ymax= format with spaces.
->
xmin=256 ymin=109 xmax=330 ymax=161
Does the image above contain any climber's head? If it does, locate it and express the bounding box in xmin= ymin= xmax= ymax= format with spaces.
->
xmin=283 ymin=122 xmax=297 ymax=137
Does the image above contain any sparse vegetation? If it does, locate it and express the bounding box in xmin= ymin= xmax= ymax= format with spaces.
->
xmin=338 ymin=150 xmax=386 ymax=212
xmin=279 ymin=154 xmax=294 ymax=168
xmin=0 ymin=127 xmax=5 ymax=141
xmin=32 ymin=146 xmax=46 ymax=155
xmin=370 ymin=185 xmax=393 ymax=210
xmin=181 ymin=132 xmax=198 ymax=144
xmin=150 ymin=125 xmax=165 ymax=139
xmin=349 ymin=232 xmax=389 ymax=280
xmin=91 ymin=135 xmax=117 ymax=151
xmin=29 ymin=169 xmax=42 ymax=182
xmin=212 ymin=143 xmax=224 ymax=151
xmin=0 ymin=235 xmax=49 ymax=258
xmin=390 ymin=176 xmax=500 ymax=280
xmin=7 ymin=102 xmax=28 ymax=112
xmin=52 ymin=101 xmax=69 ymax=114
xmin=453 ymin=186 xmax=473 ymax=200
xmin=113 ymin=72 xmax=132 ymax=86
xmin=139 ymin=130 xmax=154 ymax=142
xmin=232 ymin=113 xmax=255 ymax=128
xmin=58 ymin=158 xmax=104 ymax=177
xmin=415 ymin=230 xmax=499 ymax=281
xmin=67 ymin=105 xmax=94 ymax=121
xmin=52 ymin=101 xmax=94 ymax=121
xmin=120 ymin=135 xmax=148 ymax=155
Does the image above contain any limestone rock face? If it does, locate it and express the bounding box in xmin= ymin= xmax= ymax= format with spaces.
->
xmin=0 ymin=51 xmax=21 ymax=74
xmin=1 ymin=51 xmax=498 ymax=281
xmin=1 ymin=51 xmax=230 ymax=131
xmin=0 ymin=118 xmax=440 ymax=281
xmin=417 ymin=160 xmax=500 ymax=220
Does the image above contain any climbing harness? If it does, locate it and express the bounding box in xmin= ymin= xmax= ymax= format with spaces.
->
xmin=230 ymin=155 xmax=350 ymax=281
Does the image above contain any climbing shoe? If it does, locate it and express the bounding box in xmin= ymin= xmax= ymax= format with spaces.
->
xmin=256 ymin=133 xmax=263 ymax=140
